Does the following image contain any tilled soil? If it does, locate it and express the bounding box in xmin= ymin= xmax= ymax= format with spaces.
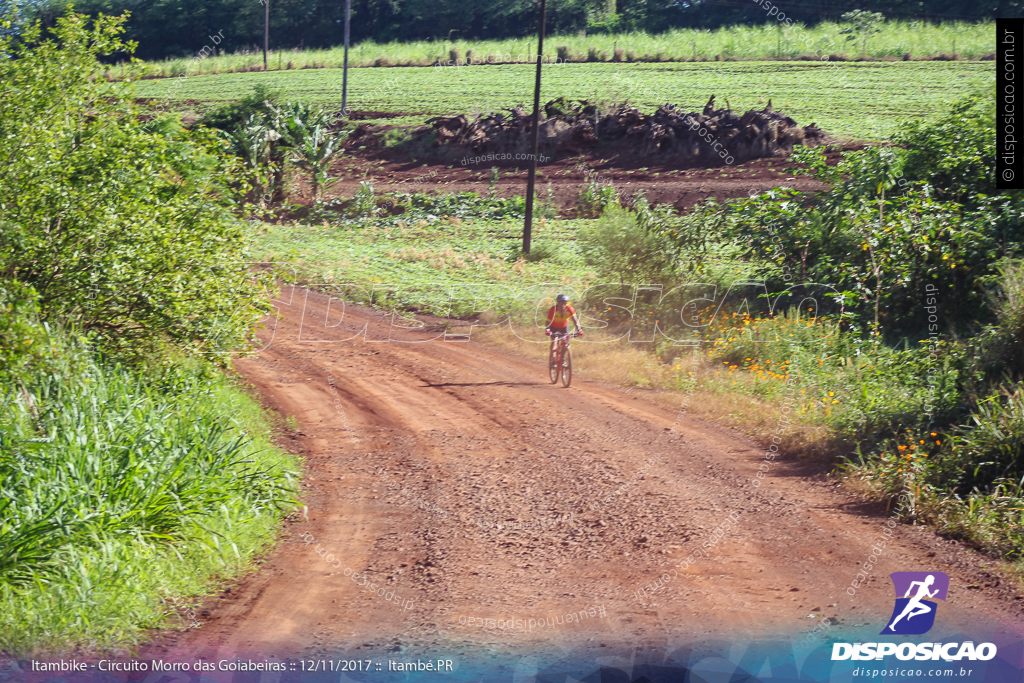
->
xmin=288 ymin=142 xmax=849 ymax=212
xmin=140 ymin=289 xmax=1024 ymax=667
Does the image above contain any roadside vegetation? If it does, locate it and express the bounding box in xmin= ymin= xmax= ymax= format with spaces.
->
xmin=0 ymin=333 xmax=296 ymax=654
xmin=0 ymin=14 xmax=298 ymax=655
xmin=579 ymin=95 xmax=1024 ymax=564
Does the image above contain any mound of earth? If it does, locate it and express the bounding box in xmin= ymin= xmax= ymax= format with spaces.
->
xmin=424 ymin=96 xmax=829 ymax=165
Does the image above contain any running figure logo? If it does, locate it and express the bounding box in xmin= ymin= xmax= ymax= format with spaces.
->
xmin=880 ymin=572 xmax=949 ymax=635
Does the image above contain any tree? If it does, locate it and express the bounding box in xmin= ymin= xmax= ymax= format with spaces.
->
xmin=839 ymin=10 xmax=884 ymax=59
xmin=0 ymin=11 xmax=270 ymax=359
xmin=19 ymin=0 xmax=1024 ymax=59
xmin=894 ymin=94 xmax=996 ymax=206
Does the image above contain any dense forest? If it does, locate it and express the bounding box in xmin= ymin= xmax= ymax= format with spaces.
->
xmin=1 ymin=0 xmax=1016 ymax=60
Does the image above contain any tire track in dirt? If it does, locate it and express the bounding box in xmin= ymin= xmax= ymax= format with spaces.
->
xmin=141 ymin=287 xmax=1024 ymax=664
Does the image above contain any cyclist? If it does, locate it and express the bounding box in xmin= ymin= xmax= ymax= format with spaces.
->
xmin=546 ymin=294 xmax=584 ymax=352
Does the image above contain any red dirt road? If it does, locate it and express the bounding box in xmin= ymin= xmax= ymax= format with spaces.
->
xmin=143 ymin=288 xmax=1024 ymax=664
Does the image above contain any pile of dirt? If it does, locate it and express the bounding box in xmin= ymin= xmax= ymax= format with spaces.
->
xmin=425 ymin=96 xmax=829 ymax=165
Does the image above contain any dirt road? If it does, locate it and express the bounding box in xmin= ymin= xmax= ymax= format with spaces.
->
xmin=143 ymin=288 xmax=1024 ymax=668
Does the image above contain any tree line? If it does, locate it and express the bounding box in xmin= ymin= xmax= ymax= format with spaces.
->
xmin=1 ymin=0 xmax=1017 ymax=60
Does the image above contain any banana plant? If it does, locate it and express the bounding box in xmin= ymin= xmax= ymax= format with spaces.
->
xmin=220 ymin=114 xmax=279 ymax=208
xmin=269 ymin=101 xmax=330 ymax=147
xmin=268 ymin=102 xmax=345 ymax=202
xmin=287 ymin=123 xmax=347 ymax=202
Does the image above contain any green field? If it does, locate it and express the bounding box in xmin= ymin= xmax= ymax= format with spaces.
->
xmin=255 ymin=193 xmax=591 ymax=319
xmin=121 ymin=20 xmax=994 ymax=80
xmin=136 ymin=61 xmax=993 ymax=141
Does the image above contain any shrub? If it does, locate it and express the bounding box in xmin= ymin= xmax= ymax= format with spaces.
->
xmin=982 ymin=259 xmax=1024 ymax=377
xmin=0 ymin=281 xmax=58 ymax=385
xmin=577 ymin=180 xmax=620 ymax=218
xmin=948 ymin=386 xmax=1024 ymax=491
xmin=894 ymin=93 xmax=995 ymax=204
xmin=352 ymin=180 xmax=380 ymax=217
xmin=0 ymin=13 xmax=270 ymax=360
xmin=577 ymin=204 xmax=677 ymax=287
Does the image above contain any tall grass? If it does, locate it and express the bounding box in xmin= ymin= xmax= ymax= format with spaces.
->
xmin=843 ymin=385 xmax=1024 ymax=560
xmin=118 ymin=20 xmax=993 ymax=80
xmin=837 ymin=262 xmax=1024 ymax=560
xmin=0 ymin=342 xmax=299 ymax=655
xmin=697 ymin=308 xmax=1024 ymax=562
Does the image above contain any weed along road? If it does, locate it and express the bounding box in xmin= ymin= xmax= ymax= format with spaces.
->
xmin=143 ymin=287 xmax=1023 ymax=665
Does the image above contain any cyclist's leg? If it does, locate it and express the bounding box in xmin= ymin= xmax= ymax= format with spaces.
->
xmin=550 ymin=327 xmax=567 ymax=354
xmin=549 ymin=330 xmax=562 ymax=363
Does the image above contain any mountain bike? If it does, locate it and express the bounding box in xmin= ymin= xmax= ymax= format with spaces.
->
xmin=548 ymin=331 xmax=579 ymax=388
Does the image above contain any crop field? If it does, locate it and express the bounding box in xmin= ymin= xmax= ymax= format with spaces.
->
xmin=136 ymin=60 xmax=993 ymax=141
xmin=122 ymin=20 xmax=993 ymax=79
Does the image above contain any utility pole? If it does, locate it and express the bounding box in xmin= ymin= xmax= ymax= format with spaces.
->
xmin=522 ymin=0 xmax=548 ymax=255
xmin=342 ymin=0 xmax=352 ymax=117
xmin=263 ymin=0 xmax=269 ymax=70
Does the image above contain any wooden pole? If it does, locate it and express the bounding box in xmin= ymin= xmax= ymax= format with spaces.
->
xmin=263 ymin=0 xmax=269 ymax=70
xmin=342 ymin=0 xmax=351 ymax=116
xmin=523 ymin=0 xmax=548 ymax=255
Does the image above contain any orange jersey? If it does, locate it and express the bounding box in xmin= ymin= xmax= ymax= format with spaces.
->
xmin=547 ymin=304 xmax=576 ymax=329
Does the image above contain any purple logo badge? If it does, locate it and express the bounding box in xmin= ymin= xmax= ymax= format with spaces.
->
xmin=880 ymin=572 xmax=949 ymax=635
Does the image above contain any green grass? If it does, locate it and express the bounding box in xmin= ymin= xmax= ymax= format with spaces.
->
xmin=255 ymin=192 xmax=592 ymax=318
xmin=135 ymin=61 xmax=993 ymax=142
xmin=120 ymin=20 xmax=994 ymax=81
xmin=0 ymin=344 xmax=299 ymax=656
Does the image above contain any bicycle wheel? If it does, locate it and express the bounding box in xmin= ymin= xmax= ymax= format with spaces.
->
xmin=561 ymin=346 xmax=572 ymax=388
xmin=549 ymin=343 xmax=560 ymax=384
